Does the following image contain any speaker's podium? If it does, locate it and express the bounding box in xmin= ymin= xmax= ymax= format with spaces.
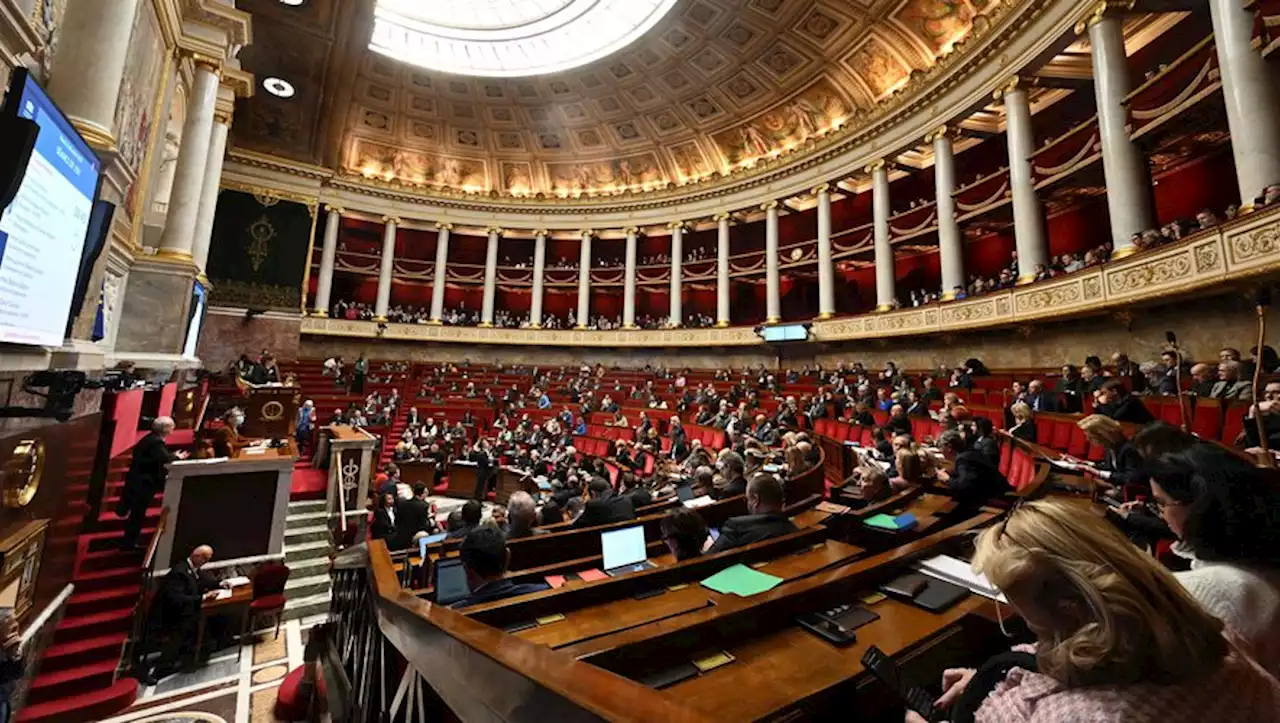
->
xmin=238 ymin=384 xmax=298 ymax=439
xmin=153 ymin=441 xmax=297 ymax=571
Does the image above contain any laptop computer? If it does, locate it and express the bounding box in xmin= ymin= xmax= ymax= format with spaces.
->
xmin=601 ymin=526 xmax=654 ymax=577
xmin=675 ymin=483 xmax=696 ymax=502
xmin=433 ymin=558 xmax=471 ymax=606
xmin=418 ymin=532 xmax=448 ymax=561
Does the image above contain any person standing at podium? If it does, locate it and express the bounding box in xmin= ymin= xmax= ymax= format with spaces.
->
xmin=119 ymin=416 xmax=184 ymax=551
xmin=214 ymin=408 xmax=247 ymax=458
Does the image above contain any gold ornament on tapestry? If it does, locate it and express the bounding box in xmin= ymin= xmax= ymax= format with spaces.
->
xmin=254 ymin=193 xmax=281 ymax=208
xmin=246 ymin=216 xmax=277 ymax=272
xmin=261 ymin=401 xmax=285 ymax=421
xmin=2 ymin=439 xmax=44 ymax=509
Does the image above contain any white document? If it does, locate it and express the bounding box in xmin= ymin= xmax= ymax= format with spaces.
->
xmin=916 ymin=554 xmax=1007 ymax=602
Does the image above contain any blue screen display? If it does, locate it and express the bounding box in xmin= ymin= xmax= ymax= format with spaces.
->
xmin=760 ymin=324 xmax=810 ymax=342
xmin=0 ymin=70 xmax=102 ymax=346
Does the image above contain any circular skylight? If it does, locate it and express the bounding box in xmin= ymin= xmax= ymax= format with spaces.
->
xmin=369 ymin=0 xmax=680 ymax=78
xmin=263 ymin=77 xmax=296 ymax=98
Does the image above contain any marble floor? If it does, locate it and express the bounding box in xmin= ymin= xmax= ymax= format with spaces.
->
xmin=97 ymin=613 xmax=331 ymax=723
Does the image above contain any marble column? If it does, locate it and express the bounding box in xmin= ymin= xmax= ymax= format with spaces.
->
xmin=669 ymin=222 xmax=684 ymax=327
xmin=1085 ymin=13 xmax=1155 ymax=257
xmin=189 ymin=109 xmax=232 ymax=274
xmin=312 ymin=206 xmax=342 ymax=316
xmin=1000 ymin=77 xmax=1049 ymax=283
xmin=1210 ymin=0 xmax=1280 ymax=205
xmin=930 ymin=127 xmax=966 ymax=300
xmin=480 ymin=227 xmax=501 ymax=326
xmin=716 ymin=214 xmax=731 ymax=327
xmin=576 ymin=230 xmax=593 ymax=328
xmin=374 ymin=216 xmax=398 ymax=322
xmin=870 ymin=161 xmax=896 ymax=311
xmin=763 ymin=202 xmax=781 ymax=323
xmin=45 ymin=0 xmax=142 ymax=151
xmin=429 ymin=223 xmax=451 ymax=324
xmin=530 ymin=230 xmax=547 ymax=328
xmin=623 ymin=227 xmax=638 ymax=329
xmin=156 ymin=60 xmax=221 ymax=262
xmin=815 ymin=184 xmax=835 ymax=319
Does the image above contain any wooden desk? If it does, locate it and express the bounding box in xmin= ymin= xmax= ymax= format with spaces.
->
xmin=445 ymin=461 xmax=480 ymax=498
xmin=196 ymin=583 xmax=253 ymax=660
xmin=495 ymin=466 xmax=533 ymax=506
xmin=399 ymin=459 xmax=439 ymax=489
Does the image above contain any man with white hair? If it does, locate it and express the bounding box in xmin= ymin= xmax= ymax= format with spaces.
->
xmin=119 ymin=416 xmax=183 ymax=551
xmin=504 ymin=491 xmax=542 ymax=539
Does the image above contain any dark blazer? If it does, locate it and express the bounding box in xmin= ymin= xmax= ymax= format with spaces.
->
xmin=572 ymin=492 xmax=637 ymax=528
xmin=1054 ymin=378 xmax=1084 ymax=413
xmin=714 ymin=474 xmax=747 ymax=500
xmin=707 ymin=512 xmax=797 ymax=554
xmin=371 ymin=507 xmax=397 ymax=541
xmin=625 ymin=488 xmax=653 ymax=510
xmin=154 ymin=560 xmax=218 ymax=627
xmin=391 ymin=497 xmax=433 ymax=549
xmin=1008 ymin=420 xmax=1037 ymax=443
xmin=973 ymin=435 xmax=1000 ymax=466
xmin=1025 ymin=391 xmax=1056 ymax=414
xmin=886 ymin=414 xmax=912 ymax=437
xmin=1155 ymin=370 xmax=1178 ymax=396
xmin=1245 ymin=413 xmax=1280 ymax=448
xmin=126 ymin=431 xmax=174 ymax=492
xmin=1095 ymin=396 xmax=1155 ymax=425
xmin=948 ymin=450 xmax=1009 ymax=510
xmin=1100 ymin=442 xmax=1147 ymax=492
xmin=452 ymin=579 xmax=550 ymax=609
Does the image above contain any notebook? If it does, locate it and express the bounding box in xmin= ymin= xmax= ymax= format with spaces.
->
xmin=433 ymin=558 xmax=471 ymax=606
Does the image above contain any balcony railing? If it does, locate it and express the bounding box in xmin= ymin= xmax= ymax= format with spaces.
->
xmin=1125 ymin=36 xmax=1221 ymax=140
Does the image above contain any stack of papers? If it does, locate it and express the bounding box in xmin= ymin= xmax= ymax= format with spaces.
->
xmin=223 ymin=576 xmax=251 ymax=588
xmin=683 ymin=495 xmax=714 ymax=509
xmin=916 ymin=554 xmax=1006 ymax=602
xmin=701 ymin=564 xmax=783 ymax=596
xmin=211 ymin=589 xmax=233 ymax=601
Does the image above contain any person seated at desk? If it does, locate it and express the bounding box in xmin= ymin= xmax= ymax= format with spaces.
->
xmin=661 ymin=507 xmax=708 ymax=561
xmin=213 ymin=408 xmax=247 ymax=458
xmin=140 ymin=545 xmax=223 ymax=684
xmin=707 ymin=474 xmax=796 ymax=554
xmin=970 ymin=417 xmax=1000 ymax=465
xmin=910 ymin=499 xmax=1280 ymax=723
xmin=1007 ymin=401 xmax=1037 ymax=443
xmin=886 ymin=404 xmax=912 ymax=437
xmin=572 ymin=477 xmax=636 ymax=528
xmin=452 ymin=527 xmax=550 ymax=609
xmin=936 ymin=429 xmax=1008 ymax=510
xmin=713 ymin=451 xmax=748 ymax=499
xmin=1077 ymin=414 xmax=1146 ymax=497
xmin=447 ymin=500 xmax=484 ymax=539
xmin=839 ymin=461 xmax=892 ymax=509
xmin=1093 ymin=380 xmax=1154 ymax=424
xmin=1210 ymin=360 xmax=1253 ymax=401
xmin=619 ymin=472 xmax=652 ymax=510
xmin=891 ymin=444 xmax=931 ymax=491
xmin=504 ymin=491 xmax=543 ymax=539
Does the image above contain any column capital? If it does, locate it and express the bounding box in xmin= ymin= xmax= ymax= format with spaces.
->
xmin=579 ymin=229 xmax=595 ymax=238
xmin=994 ymin=75 xmax=1037 ymax=101
xmin=760 ymin=200 xmax=779 ymax=211
xmin=924 ymin=125 xmax=956 ymax=145
xmin=1074 ymin=0 xmax=1135 ymax=35
xmin=434 ymin=221 xmax=453 ymax=231
xmin=864 ymin=159 xmax=887 ymax=174
xmin=381 ymin=215 xmax=401 ymax=225
xmin=486 ymin=227 xmax=505 ymax=236
xmin=623 ymin=226 xmax=640 ymax=235
xmin=324 ymin=204 xmax=345 ymax=215
xmin=534 ymin=228 xmax=549 ymax=237
xmin=213 ymin=107 xmax=234 ymax=126
xmin=183 ymin=50 xmax=224 ymax=78
xmin=811 ymin=183 xmax=831 ymax=196
xmin=713 ymin=213 xmax=732 ymax=222
xmin=667 ymin=220 xmax=685 ymax=231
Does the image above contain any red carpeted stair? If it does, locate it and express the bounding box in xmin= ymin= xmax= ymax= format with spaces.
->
xmin=18 ymin=459 xmax=154 ymax=722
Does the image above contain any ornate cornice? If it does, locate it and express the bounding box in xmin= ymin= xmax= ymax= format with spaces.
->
xmin=219 ymin=178 xmax=318 ymax=207
xmin=236 ymin=0 xmax=1082 ymax=221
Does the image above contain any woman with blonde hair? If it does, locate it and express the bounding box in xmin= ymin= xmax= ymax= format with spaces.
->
xmin=1076 ymin=413 xmax=1145 ymax=495
xmin=1007 ymin=401 xmax=1036 ymax=443
xmin=906 ymin=498 xmax=1280 ymax=722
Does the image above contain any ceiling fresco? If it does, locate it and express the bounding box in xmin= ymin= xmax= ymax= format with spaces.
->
xmin=233 ymin=0 xmax=1011 ymax=199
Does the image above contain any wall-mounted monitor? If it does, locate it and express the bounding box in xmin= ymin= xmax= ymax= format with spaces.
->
xmin=0 ymin=67 xmax=103 ymax=347
xmin=757 ymin=324 xmax=811 ymax=343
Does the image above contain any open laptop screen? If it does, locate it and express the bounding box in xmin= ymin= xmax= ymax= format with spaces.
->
xmin=601 ymin=525 xmax=647 ymax=570
xmin=434 ymin=558 xmax=471 ymax=605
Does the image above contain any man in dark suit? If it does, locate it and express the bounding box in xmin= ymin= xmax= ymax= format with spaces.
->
xmin=452 ymin=526 xmax=549 ymax=609
xmin=713 ymin=451 xmax=748 ymax=499
xmin=446 ymin=500 xmax=484 ymax=539
xmin=391 ymin=484 xmax=436 ymax=550
xmin=572 ymin=477 xmax=637 ymax=528
xmin=707 ymin=474 xmax=796 ymax=553
xmin=120 ymin=417 xmax=183 ymax=551
xmin=937 ymin=430 xmax=1009 ymax=510
xmin=1093 ymin=380 xmax=1155 ymax=424
xmin=469 ymin=441 xmax=494 ymax=502
xmin=141 ymin=545 xmax=221 ymax=683
xmin=1024 ymin=380 xmax=1056 ymax=414
xmin=371 ymin=492 xmax=398 ymax=542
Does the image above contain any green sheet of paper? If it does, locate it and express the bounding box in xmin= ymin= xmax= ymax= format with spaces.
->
xmin=701 ymin=564 xmax=784 ymax=597
xmin=864 ymin=513 xmax=899 ymax=530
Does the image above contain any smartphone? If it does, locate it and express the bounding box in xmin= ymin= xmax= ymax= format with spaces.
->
xmin=861 ymin=645 xmax=938 ymax=721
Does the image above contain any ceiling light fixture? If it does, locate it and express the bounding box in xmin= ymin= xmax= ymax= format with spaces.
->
xmin=263 ymin=77 xmax=295 ymax=98
xmin=279 ymin=0 xmax=305 ymax=6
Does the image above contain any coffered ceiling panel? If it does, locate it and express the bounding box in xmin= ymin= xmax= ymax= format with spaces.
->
xmin=234 ymin=0 xmax=1009 ymax=197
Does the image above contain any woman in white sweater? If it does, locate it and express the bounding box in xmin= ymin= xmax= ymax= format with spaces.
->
xmin=1148 ymin=445 xmax=1280 ymax=676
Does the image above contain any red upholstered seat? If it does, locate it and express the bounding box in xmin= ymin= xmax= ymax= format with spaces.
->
xmin=1066 ymin=425 xmax=1089 ymax=459
xmin=1222 ymin=403 xmax=1248 ymax=444
xmin=1190 ymin=398 xmax=1223 ymax=441
xmin=274 ymin=665 xmax=327 ymax=722
xmin=998 ymin=437 xmax=1013 ymax=477
xmin=240 ymin=563 xmax=291 ymax=651
xmin=1047 ymin=419 xmax=1072 ymax=453
xmin=432 ymin=481 xmax=449 ymax=495
xmin=250 ymin=593 xmax=286 ymax=612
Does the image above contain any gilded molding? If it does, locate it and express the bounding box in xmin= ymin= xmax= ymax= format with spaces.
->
xmin=667 ymin=221 xmax=685 ymax=230
xmin=219 ymin=179 xmax=319 ymax=207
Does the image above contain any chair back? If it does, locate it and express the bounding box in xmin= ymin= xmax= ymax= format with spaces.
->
xmin=253 ymin=562 xmax=292 ymax=599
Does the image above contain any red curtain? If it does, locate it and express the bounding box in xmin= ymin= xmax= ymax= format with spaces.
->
xmin=1047 ymin=201 xmax=1109 ymax=258
xmin=1154 ymin=151 xmax=1239 ymax=224
xmin=966 ymin=232 xmax=1016 ymax=278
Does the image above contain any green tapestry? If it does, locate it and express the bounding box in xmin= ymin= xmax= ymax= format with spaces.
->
xmin=206 ymin=190 xmax=314 ymax=311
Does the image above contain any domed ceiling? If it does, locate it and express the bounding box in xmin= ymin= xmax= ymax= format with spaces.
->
xmin=233 ymin=0 xmax=1010 ymax=199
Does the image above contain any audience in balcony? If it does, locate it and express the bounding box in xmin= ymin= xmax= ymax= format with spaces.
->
xmin=1211 ymin=360 xmax=1253 ymax=401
